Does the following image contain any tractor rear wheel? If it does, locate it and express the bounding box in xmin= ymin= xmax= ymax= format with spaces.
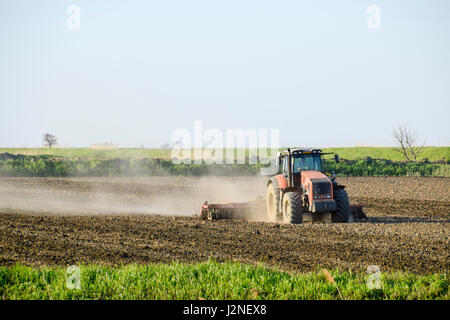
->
xmin=332 ymin=188 xmax=350 ymax=223
xmin=282 ymin=192 xmax=303 ymax=224
xmin=266 ymin=183 xmax=280 ymax=222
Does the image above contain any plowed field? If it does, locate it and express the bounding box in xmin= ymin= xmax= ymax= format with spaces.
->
xmin=0 ymin=177 xmax=448 ymax=274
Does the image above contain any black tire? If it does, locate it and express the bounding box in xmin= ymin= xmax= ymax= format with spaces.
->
xmin=282 ymin=192 xmax=303 ymax=224
xmin=266 ymin=183 xmax=280 ymax=222
xmin=332 ymin=188 xmax=350 ymax=223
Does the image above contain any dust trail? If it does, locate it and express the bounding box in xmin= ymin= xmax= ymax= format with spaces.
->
xmin=0 ymin=177 xmax=268 ymax=218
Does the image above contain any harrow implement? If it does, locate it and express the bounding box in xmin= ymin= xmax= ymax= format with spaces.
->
xmin=199 ymin=200 xmax=366 ymax=222
xmin=199 ymin=200 xmax=265 ymax=221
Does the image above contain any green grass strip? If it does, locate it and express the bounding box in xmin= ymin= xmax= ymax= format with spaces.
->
xmin=0 ymin=261 xmax=448 ymax=300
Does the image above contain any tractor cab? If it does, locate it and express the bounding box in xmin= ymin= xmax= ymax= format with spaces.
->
xmin=279 ymin=149 xmax=326 ymax=178
xmin=284 ymin=149 xmax=323 ymax=174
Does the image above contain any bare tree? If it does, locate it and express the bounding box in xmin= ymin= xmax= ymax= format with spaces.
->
xmin=43 ymin=133 xmax=57 ymax=148
xmin=392 ymin=125 xmax=423 ymax=161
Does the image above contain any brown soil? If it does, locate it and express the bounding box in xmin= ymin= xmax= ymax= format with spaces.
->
xmin=0 ymin=177 xmax=448 ymax=274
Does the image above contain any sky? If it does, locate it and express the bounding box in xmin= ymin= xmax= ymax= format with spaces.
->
xmin=0 ymin=0 xmax=449 ymax=148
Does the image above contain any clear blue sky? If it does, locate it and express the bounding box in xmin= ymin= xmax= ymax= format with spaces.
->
xmin=1 ymin=0 xmax=449 ymax=147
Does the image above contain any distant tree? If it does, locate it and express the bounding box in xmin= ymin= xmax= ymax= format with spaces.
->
xmin=392 ymin=125 xmax=423 ymax=161
xmin=43 ymin=133 xmax=57 ymax=148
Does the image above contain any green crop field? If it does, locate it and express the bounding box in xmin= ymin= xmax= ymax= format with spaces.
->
xmin=0 ymin=148 xmax=172 ymax=159
xmin=1 ymin=147 xmax=449 ymax=177
xmin=1 ymin=147 xmax=448 ymax=162
xmin=320 ymin=147 xmax=449 ymax=162
xmin=0 ymin=261 xmax=448 ymax=300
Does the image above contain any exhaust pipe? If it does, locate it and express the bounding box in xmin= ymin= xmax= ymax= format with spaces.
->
xmin=287 ymin=148 xmax=292 ymax=187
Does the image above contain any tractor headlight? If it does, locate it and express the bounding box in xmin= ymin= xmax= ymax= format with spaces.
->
xmin=326 ymin=194 xmax=331 ymax=199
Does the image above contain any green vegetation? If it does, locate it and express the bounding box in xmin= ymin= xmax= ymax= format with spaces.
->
xmin=0 ymin=261 xmax=447 ymax=300
xmin=0 ymin=148 xmax=171 ymax=159
xmin=1 ymin=146 xmax=449 ymax=162
xmin=0 ymin=147 xmax=448 ymax=177
xmin=0 ymin=155 xmax=448 ymax=177
xmin=0 ymin=156 xmax=263 ymax=177
xmin=321 ymin=146 xmax=449 ymax=162
xmin=322 ymin=159 xmax=450 ymax=177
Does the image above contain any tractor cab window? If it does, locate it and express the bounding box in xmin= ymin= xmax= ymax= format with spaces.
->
xmin=293 ymin=155 xmax=322 ymax=172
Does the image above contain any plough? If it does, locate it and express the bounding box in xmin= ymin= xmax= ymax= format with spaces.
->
xmin=199 ymin=200 xmax=265 ymax=221
xmin=199 ymin=200 xmax=367 ymax=222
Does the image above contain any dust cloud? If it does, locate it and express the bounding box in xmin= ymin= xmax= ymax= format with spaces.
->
xmin=0 ymin=176 xmax=268 ymax=218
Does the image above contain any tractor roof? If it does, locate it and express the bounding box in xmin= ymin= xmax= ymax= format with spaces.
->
xmin=280 ymin=148 xmax=323 ymax=156
xmin=290 ymin=149 xmax=323 ymax=155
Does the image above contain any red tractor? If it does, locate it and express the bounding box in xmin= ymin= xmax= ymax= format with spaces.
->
xmin=199 ymin=148 xmax=365 ymax=223
xmin=266 ymin=148 xmax=350 ymax=223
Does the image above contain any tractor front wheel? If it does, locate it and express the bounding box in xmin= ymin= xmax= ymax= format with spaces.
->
xmin=282 ymin=192 xmax=303 ymax=224
xmin=332 ymin=188 xmax=350 ymax=223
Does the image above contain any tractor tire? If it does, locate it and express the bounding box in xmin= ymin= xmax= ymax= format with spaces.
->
xmin=332 ymin=188 xmax=350 ymax=223
xmin=266 ymin=183 xmax=280 ymax=222
xmin=282 ymin=192 xmax=303 ymax=224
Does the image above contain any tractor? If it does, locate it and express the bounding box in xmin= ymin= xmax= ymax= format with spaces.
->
xmin=266 ymin=148 xmax=350 ymax=223
xmin=199 ymin=148 xmax=366 ymax=223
